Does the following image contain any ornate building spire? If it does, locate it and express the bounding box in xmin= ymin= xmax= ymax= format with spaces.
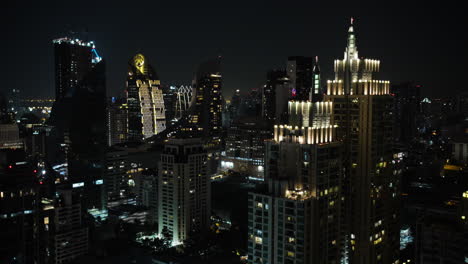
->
xmin=344 ymin=17 xmax=358 ymax=60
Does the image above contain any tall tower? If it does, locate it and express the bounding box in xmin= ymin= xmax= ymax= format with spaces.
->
xmin=106 ymin=97 xmax=128 ymax=146
xmin=50 ymin=37 xmax=107 ymax=211
xmin=324 ymin=19 xmax=400 ymax=264
xmin=189 ymin=58 xmax=222 ymax=142
xmin=262 ymin=70 xmax=290 ymax=124
xmin=287 ymin=56 xmax=313 ymax=101
xmin=310 ymin=56 xmax=322 ymax=102
xmin=248 ymin=100 xmax=343 ymax=264
xmin=126 ymin=54 xmax=166 ymax=141
xmin=157 ymin=138 xmax=210 ymax=245
xmin=53 ymin=38 xmax=101 ymax=100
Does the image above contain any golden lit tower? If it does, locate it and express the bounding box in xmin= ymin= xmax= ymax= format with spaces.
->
xmin=248 ymin=100 xmax=344 ymax=264
xmin=324 ymin=19 xmax=400 ymax=264
xmin=126 ymin=54 xmax=166 ymax=141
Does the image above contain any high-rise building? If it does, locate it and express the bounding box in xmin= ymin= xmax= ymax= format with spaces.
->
xmin=188 ymin=58 xmax=222 ymax=141
xmin=414 ymin=206 xmax=467 ymax=264
xmin=0 ymin=159 xmax=37 ymax=264
xmin=162 ymin=85 xmax=177 ymax=126
xmin=262 ymin=70 xmax=290 ymax=124
xmin=50 ymin=37 xmax=107 ymax=211
xmin=53 ymin=38 xmax=101 ymax=100
xmin=287 ymin=56 xmax=313 ymax=101
xmin=157 ymin=138 xmax=210 ymax=245
xmin=7 ymin=88 xmax=22 ymax=117
xmin=134 ymin=169 xmax=158 ymax=224
xmin=106 ymin=97 xmax=128 ymax=146
xmin=222 ymin=117 xmax=272 ymax=179
xmin=104 ymin=149 xmax=128 ymax=200
xmin=247 ymin=100 xmax=343 ymax=264
xmin=0 ymin=124 xmax=23 ymax=150
xmin=0 ymin=92 xmax=15 ymax=124
xmin=36 ymin=187 xmax=89 ymax=264
xmin=391 ymin=82 xmax=421 ymax=145
xmin=66 ymin=60 xmax=107 ymax=211
xmin=126 ymin=53 xmax=166 ymax=141
xmin=324 ymin=19 xmax=400 ymax=264
xmin=239 ymin=88 xmax=263 ymax=118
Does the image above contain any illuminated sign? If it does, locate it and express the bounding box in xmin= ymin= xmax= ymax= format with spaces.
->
xmin=72 ymin=182 xmax=84 ymax=188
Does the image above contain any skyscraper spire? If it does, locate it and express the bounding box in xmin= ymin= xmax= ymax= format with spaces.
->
xmin=345 ymin=17 xmax=358 ymax=60
xmin=313 ymin=56 xmax=320 ymax=73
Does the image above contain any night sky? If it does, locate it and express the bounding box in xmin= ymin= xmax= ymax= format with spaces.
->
xmin=2 ymin=1 xmax=466 ymax=99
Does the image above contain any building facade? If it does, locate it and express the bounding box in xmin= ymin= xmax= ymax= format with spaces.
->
xmin=126 ymin=54 xmax=166 ymax=141
xmin=53 ymin=38 xmax=101 ymax=100
xmin=323 ymin=20 xmax=400 ymax=264
xmin=157 ymin=138 xmax=210 ymax=244
xmin=287 ymin=56 xmax=313 ymax=101
xmin=248 ymin=100 xmax=343 ymax=264
xmin=187 ymin=59 xmax=222 ymax=142
xmin=107 ymin=97 xmax=128 ymax=146
xmin=222 ymin=117 xmax=272 ymax=179
xmin=105 ymin=149 xmax=128 ymax=200
xmin=262 ymin=70 xmax=290 ymax=124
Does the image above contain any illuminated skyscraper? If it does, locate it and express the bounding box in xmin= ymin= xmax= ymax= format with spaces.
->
xmin=188 ymin=58 xmax=222 ymax=141
xmin=248 ymin=101 xmax=343 ymax=264
xmin=53 ymin=38 xmax=101 ymax=100
xmin=107 ymin=97 xmax=128 ymax=146
xmin=324 ymin=19 xmax=400 ymax=264
xmin=126 ymin=54 xmax=166 ymax=141
xmin=157 ymin=138 xmax=210 ymax=245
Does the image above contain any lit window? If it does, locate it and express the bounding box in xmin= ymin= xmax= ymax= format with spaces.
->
xmin=254 ymin=236 xmax=262 ymax=244
xmin=287 ymin=251 xmax=295 ymax=257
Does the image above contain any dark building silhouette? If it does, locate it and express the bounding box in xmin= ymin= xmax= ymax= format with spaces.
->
xmin=162 ymin=85 xmax=176 ymax=126
xmin=53 ymin=38 xmax=99 ymax=101
xmin=262 ymin=70 xmax=289 ymax=124
xmin=188 ymin=58 xmax=222 ymax=141
xmin=287 ymin=56 xmax=313 ymax=101
xmin=239 ymin=88 xmax=262 ymax=118
xmin=391 ymin=82 xmax=422 ymax=145
xmin=0 ymin=156 xmax=37 ymax=264
xmin=49 ymin=37 xmax=107 ymax=211
xmin=35 ymin=186 xmax=89 ymax=264
xmin=66 ymin=61 xmax=107 ymax=210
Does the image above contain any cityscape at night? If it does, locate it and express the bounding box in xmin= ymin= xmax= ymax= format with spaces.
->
xmin=1 ymin=2 xmax=467 ymax=264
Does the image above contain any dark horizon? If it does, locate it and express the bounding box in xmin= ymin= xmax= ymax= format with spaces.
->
xmin=2 ymin=1 xmax=467 ymax=99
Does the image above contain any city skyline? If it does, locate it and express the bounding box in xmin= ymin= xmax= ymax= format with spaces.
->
xmin=2 ymin=3 xmax=468 ymax=264
xmin=2 ymin=2 xmax=466 ymax=99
